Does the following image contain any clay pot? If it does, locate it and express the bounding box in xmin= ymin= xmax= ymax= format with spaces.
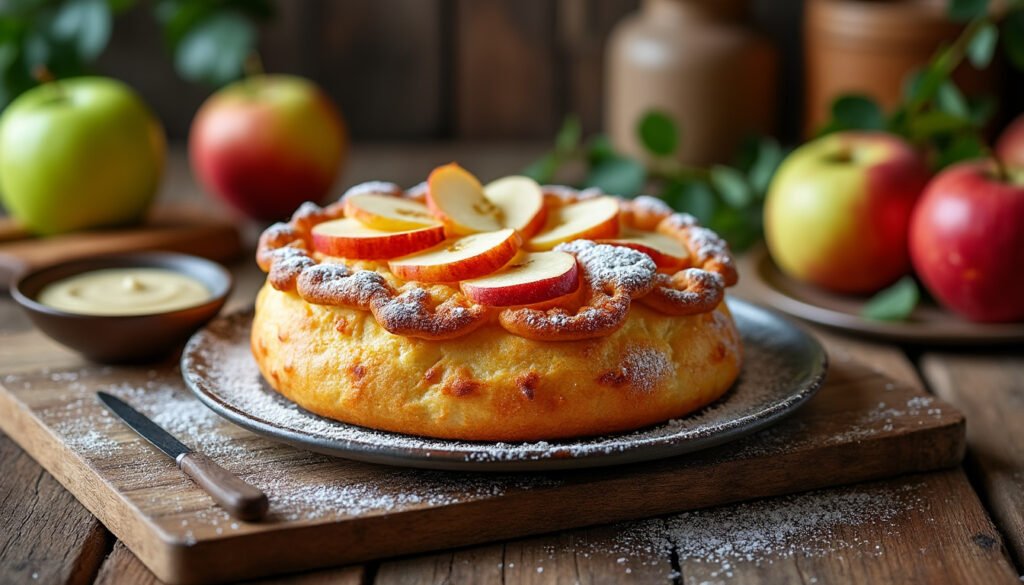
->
xmin=605 ymin=0 xmax=778 ymax=166
xmin=804 ymin=0 xmax=997 ymax=136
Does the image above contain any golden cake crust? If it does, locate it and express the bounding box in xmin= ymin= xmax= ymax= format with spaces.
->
xmin=252 ymin=283 xmax=742 ymax=441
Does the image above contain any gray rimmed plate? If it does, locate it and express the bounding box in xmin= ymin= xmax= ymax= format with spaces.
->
xmin=181 ymin=298 xmax=827 ymax=471
xmin=743 ymin=247 xmax=1024 ymax=345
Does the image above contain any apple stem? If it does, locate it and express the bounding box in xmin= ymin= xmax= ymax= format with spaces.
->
xmin=985 ymin=145 xmax=1009 ymax=182
xmin=32 ymin=66 xmax=65 ymax=99
xmin=244 ymin=52 xmax=265 ymax=78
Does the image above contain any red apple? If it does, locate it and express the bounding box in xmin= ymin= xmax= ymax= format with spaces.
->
xmin=311 ymin=218 xmax=444 ymax=259
xmin=764 ymin=131 xmax=931 ymax=294
xmin=460 ymin=251 xmax=579 ymax=306
xmin=190 ymin=74 xmax=347 ymax=220
xmin=995 ymin=114 xmax=1024 ymax=169
xmin=909 ymin=160 xmax=1024 ymax=322
xmin=389 ymin=228 xmax=521 ymax=283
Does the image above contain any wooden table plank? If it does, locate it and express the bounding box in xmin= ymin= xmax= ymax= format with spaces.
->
xmin=0 ymin=434 xmax=109 ymax=585
xmin=921 ymin=351 xmax=1024 ymax=567
xmin=92 ymin=542 xmax=368 ymax=585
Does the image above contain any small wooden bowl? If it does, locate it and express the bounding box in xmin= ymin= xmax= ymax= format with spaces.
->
xmin=12 ymin=252 xmax=232 ymax=363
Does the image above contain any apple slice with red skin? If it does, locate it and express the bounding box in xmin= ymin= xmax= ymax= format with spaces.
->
xmin=389 ymin=228 xmax=521 ymax=283
xmin=426 ymin=163 xmax=503 ymax=235
xmin=343 ymin=193 xmax=440 ymax=231
xmin=484 ymin=175 xmax=547 ymax=238
xmin=600 ymin=229 xmax=690 ymax=271
xmin=528 ymin=196 xmax=621 ymax=251
xmin=461 ymin=251 xmax=579 ymax=307
xmin=311 ymin=218 xmax=445 ymax=259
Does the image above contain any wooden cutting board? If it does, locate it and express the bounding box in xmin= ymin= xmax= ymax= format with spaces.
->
xmin=0 ymin=322 xmax=964 ymax=585
xmin=0 ymin=207 xmax=244 ymax=287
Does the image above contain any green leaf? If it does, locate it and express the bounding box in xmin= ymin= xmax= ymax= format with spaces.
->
xmin=707 ymin=205 xmax=763 ymax=253
xmin=174 ymin=11 xmax=255 ymax=86
xmin=709 ymin=165 xmax=753 ymax=209
xmin=967 ymin=94 xmax=996 ymax=126
xmin=586 ymin=134 xmax=617 ymax=166
xmin=585 ymin=156 xmax=646 ymax=196
xmin=901 ymin=67 xmax=944 ymax=104
xmin=861 ymin=277 xmax=920 ymax=321
xmin=50 ymin=0 xmax=112 ymax=61
xmin=907 ymin=110 xmax=975 ymax=139
xmin=522 ymin=153 xmax=559 ymax=184
xmin=948 ymin=0 xmax=989 ymax=22
xmin=745 ymin=137 xmax=784 ymax=195
xmin=935 ymin=133 xmax=987 ymax=168
xmin=1004 ymin=12 xmax=1024 ymax=70
xmin=936 ymin=81 xmax=970 ymax=117
xmin=554 ymin=115 xmax=581 ymax=155
xmin=636 ymin=110 xmax=678 ymax=157
xmin=967 ymin=22 xmax=998 ymax=68
xmin=830 ymin=94 xmax=886 ymax=131
xmin=661 ymin=180 xmax=717 ymax=224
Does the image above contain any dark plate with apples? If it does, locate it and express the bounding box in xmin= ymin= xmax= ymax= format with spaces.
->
xmin=742 ymin=247 xmax=1024 ymax=345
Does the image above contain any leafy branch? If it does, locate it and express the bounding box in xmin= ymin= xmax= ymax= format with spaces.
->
xmin=0 ymin=0 xmax=273 ymax=109
xmin=524 ymin=113 xmax=784 ymax=253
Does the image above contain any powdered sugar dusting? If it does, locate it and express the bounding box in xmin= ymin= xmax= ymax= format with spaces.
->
xmin=340 ymin=181 xmax=402 ymax=201
xmin=556 ymin=240 xmax=656 ymax=295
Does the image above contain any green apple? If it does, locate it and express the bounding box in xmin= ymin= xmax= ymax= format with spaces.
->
xmin=0 ymin=77 xmax=166 ymax=235
xmin=764 ymin=131 xmax=930 ymax=294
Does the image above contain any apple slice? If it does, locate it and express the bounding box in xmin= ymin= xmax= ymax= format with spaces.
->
xmin=461 ymin=251 xmax=579 ymax=307
xmin=484 ymin=176 xmax=547 ymax=238
xmin=600 ymin=229 xmax=690 ymax=271
xmin=527 ymin=196 xmax=621 ymax=251
xmin=311 ymin=218 xmax=445 ymax=259
xmin=389 ymin=228 xmax=520 ymax=283
xmin=426 ymin=163 xmax=503 ymax=235
xmin=343 ymin=193 xmax=440 ymax=231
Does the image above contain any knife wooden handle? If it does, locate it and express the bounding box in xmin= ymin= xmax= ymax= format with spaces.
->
xmin=178 ymin=452 xmax=269 ymax=521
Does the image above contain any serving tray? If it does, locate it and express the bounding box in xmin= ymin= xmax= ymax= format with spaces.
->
xmin=182 ymin=300 xmax=826 ymax=471
xmin=0 ymin=303 xmax=964 ymax=584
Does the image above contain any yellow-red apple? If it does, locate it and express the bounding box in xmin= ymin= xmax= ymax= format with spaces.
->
xmin=460 ymin=251 xmax=579 ymax=306
xmin=343 ymin=193 xmax=439 ymax=231
xmin=389 ymin=228 xmax=520 ymax=283
xmin=528 ymin=196 xmax=621 ymax=251
xmin=600 ymin=230 xmax=689 ymax=271
xmin=190 ymin=75 xmax=346 ymax=220
xmin=311 ymin=218 xmax=444 ymax=259
xmin=910 ymin=161 xmax=1024 ymax=322
xmin=996 ymin=114 xmax=1024 ymax=169
xmin=764 ymin=131 xmax=930 ymax=294
xmin=426 ymin=163 xmax=503 ymax=235
xmin=484 ymin=175 xmax=547 ymax=238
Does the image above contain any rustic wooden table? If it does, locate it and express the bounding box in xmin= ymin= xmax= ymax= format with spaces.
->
xmin=1 ymin=145 xmax=1022 ymax=585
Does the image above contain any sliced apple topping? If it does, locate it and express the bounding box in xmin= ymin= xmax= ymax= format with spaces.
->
xmin=311 ymin=218 xmax=445 ymax=259
xmin=426 ymin=163 xmax=504 ymax=235
xmin=600 ymin=229 xmax=690 ymax=271
xmin=484 ymin=175 xmax=547 ymax=238
xmin=389 ymin=228 xmax=521 ymax=283
xmin=343 ymin=193 xmax=440 ymax=231
xmin=527 ymin=196 xmax=621 ymax=251
xmin=461 ymin=251 xmax=579 ymax=307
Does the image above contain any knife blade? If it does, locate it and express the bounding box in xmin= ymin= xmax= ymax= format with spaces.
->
xmin=97 ymin=392 xmax=268 ymax=521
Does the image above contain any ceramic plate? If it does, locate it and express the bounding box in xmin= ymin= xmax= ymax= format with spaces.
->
xmin=742 ymin=247 xmax=1024 ymax=345
xmin=181 ymin=299 xmax=827 ymax=471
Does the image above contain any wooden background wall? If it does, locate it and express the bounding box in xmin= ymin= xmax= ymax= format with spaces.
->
xmin=95 ymin=0 xmax=811 ymax=143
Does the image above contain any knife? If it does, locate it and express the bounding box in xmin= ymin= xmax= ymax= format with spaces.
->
xmin=97 ymin=392 xmax=269 ymax=522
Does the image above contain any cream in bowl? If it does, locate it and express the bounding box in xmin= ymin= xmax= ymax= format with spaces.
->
xmin=13 ymin=253 xmax=232 ymax=363
xmin=37 ymin=268 xmax=212 ymax=316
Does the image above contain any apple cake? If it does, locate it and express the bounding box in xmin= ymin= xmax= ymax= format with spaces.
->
xmin=251 ymin=164 xmax=742 ymax=441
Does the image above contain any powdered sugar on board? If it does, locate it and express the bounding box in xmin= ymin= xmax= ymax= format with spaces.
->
xmin=178 ymin=301 xmax=826 ymax=469
xmin=3 ymin=366 xmax=556 ymax=528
